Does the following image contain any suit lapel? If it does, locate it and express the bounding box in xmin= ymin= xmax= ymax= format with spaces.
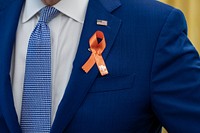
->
xmin=51 ymin=0 xmax=121 ymax=132
xmin=0 ymin=0 xmax=24 ymax=132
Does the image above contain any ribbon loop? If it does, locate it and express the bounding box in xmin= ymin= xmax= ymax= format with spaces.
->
xmin=82 ymin=31 xmax=108 ymax=76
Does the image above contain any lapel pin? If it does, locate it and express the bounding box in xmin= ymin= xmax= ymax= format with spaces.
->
xmin=97 ymin=19 xmax=108 ymax=26
xmin=82 ymin=30 xmax=108 ymax=76
xmin=88 ymin=48 xmax=91 ymax=52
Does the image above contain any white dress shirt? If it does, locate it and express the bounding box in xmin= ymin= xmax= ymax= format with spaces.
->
xmin=10 ymin=0 xmax=89 ymax=124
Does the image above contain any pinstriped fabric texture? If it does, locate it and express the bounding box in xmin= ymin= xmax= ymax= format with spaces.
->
xmin=20 ymin=7 xmax=59 ymax=133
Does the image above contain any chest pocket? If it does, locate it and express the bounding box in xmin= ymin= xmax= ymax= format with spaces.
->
xmin=89 ymin=74 xmax=135 ymax=93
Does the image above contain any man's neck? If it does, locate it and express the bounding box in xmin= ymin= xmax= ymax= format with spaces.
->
xmin=41 ymin=0 xmax=61 ymax=6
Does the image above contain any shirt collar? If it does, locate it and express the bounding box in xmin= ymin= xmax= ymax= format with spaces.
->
xmin=22 ymin=0 xmax=89 ymax=23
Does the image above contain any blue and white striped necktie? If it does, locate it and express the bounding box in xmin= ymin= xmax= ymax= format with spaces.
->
xmin=21 ymin=6 xmax=59 ymax=133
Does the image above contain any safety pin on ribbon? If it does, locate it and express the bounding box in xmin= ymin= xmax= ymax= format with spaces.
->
xmin=82 ymin=30 xmax=108 ymax=76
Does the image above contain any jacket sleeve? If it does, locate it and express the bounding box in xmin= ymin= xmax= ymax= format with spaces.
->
xmin=151 ymin=8 xmax=200 ymax=133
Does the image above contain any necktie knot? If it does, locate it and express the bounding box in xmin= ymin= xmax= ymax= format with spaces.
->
xmin=39 ymin=6 xmax=59 ymax=23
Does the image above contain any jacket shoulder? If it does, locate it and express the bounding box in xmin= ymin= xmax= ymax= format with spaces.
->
xmin=118 ymin=0 xmax=175 ymax=18
xmin=120 ymin=0 xmax=174 ymax=12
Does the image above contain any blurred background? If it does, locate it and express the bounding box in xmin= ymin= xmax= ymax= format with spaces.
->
xmin=158 ymin=1 xmax=200 ymax=133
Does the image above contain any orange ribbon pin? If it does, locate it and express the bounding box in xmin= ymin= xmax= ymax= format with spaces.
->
xmin=82 ymin=31 xmax=108 ymax=76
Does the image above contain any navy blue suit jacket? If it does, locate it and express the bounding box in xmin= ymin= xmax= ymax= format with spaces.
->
xmin=1 ymin=0 xmax=200 ymax=132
